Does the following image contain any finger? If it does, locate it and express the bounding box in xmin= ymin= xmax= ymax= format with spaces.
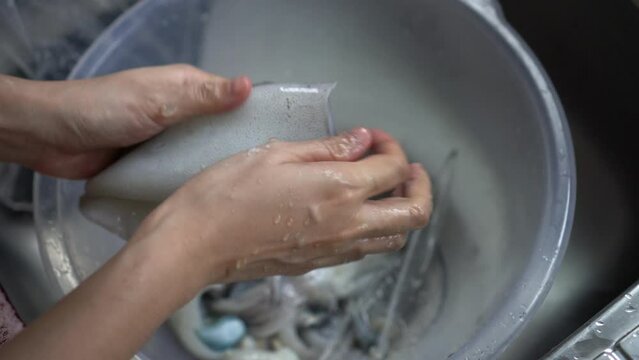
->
xmin=281 ymin=127 xmax=373 ymax=162
xmin=354 ymin=163 xmax=432 ymax=236
xmin=352 ymin=129 xmax=411 ymax=197
xmin=120 ymin=64 xmax=252 ymax=126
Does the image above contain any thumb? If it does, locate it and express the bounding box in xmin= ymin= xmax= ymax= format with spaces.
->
xmin=124 ymin=64 xmax=252 ymax=127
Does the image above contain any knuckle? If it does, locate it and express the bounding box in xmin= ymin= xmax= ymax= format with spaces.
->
xmin=193 ymin=79 xmax=224 ymax=103
xmin=170 ymin=65 xmax=224 ymax=104
xmin=137 ymin=95 xmax=172 ymax=129
xmin=391 ymin=158 xmax=410 ymax=177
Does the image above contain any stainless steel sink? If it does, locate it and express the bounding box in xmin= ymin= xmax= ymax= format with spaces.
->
xmin=1 ymin=0 xmax=638 ymax=358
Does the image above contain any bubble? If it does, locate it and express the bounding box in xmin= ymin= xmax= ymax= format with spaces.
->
xmin=246 ymin=147 xmax=263 ymax=157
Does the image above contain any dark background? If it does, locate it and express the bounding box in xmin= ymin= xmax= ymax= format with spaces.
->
xmin=499 ymin=0 xmax=639 ymax=358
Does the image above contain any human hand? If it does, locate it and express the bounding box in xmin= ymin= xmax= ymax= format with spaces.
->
xmin=0 ymin=65 xmax=251 ymax=178
xmin=133 ymin=128 xmax=432 ymax=287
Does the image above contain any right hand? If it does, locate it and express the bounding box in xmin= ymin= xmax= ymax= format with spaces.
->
xmin=132 ymin=128 xmax=432 ymax=287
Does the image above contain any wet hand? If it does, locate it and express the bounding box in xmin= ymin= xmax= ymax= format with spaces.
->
xmin=0 ymin=65 xmax=251 ymax=178
xmin=134 ymin=128 xmax=432 ymax=286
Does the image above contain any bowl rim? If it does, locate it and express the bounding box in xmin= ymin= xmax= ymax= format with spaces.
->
xmin=35 ymin=0 xmax=577 ymax=359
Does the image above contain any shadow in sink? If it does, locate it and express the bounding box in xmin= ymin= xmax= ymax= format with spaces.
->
xmin=499 ymin=0 xmax=639 ymax=358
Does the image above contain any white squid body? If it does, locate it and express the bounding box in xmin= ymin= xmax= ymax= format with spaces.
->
xmin=80 ymin=83 xmax=335 ymax=240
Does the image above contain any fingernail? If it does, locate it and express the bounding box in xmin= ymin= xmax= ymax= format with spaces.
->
xmin=230 ymin=76 xmax=250 ymax=97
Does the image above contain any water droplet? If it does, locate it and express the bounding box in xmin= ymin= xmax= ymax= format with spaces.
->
xmin=282 ymin=233 xmax=290 ymax=242
xmin=542 ymin=255 xmax=549 ymax=262
xmin=286 ymin=217 xmax=294 ymax=227
xmin=386 ymin=240 xmax=394 ymax=248
xmin=625 ymin=305 xmax=637 ymax=314
xmin=625 ymin=293 xmax=633 ymax=300
xmin=595 ymin=321 xmax=605 ymax=327
xmin=235 ymin=259 xmax=247 ymax=270
xmin=294 ymin=233 xmax=306 ymax=245
xmin=273 ymin=214 xmax=282 ymax=225
xmin=160 ymin=103 xmax=177 ymax=117
xmin=594 ymin=328 xmax=602 ymax=334
xmin=304 ymin=217 xmax=311 ymax=227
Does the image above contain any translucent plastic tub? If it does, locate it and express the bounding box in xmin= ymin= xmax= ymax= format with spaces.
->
xmin=34 ymin=0 xmax=575 ymax=358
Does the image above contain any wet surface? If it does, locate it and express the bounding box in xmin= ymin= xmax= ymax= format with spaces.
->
xmin=499 ymin=0 xmax=639 ymax=358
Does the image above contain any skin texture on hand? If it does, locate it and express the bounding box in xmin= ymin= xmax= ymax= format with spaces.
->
xmin=0 ymin=64 xmax=251 ymax=178
xmin=0 ymin=65 xmax=432 ymax=359
xmin=133 ymin=128 xmax=432 ymax=285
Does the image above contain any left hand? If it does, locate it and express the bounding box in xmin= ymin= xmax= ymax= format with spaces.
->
xmin=0 ymin=64 xmax=252 ymax=178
